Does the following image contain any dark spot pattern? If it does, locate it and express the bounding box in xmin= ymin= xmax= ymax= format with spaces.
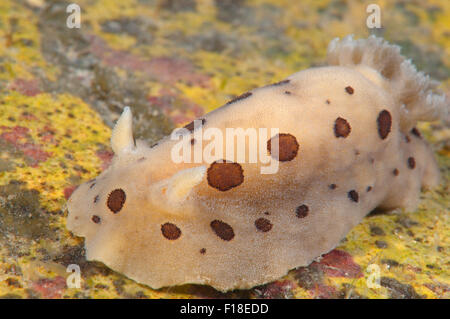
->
xmin=255 ymin=218 xmax=273 ymax=232
xmin=370 ymin=225 xmax=385 ymax=236
xmin=91 ymin=215 xmax=101 ymax=224
xmin=107 ymin=189 xmax=126 ymax=213
xmin=334 ymin=117 xmax=351 ymax=138
xmin=267 ymin=133 xmax=299 ymax=162
xmin=284 ymin=91 xmax=291 ymax=95
xmin=393 ymin=168 xmax=399 ymax=176
xmin=348 ymin=190 xmax=359 ymax=202
xmin=210 ymin=220 xmax=235 ymax=241
xmin=89 ymin=183 xmax=96 ymax=189
xmin=381 ymin=259 xmax=400 ymax=267
xmin=184 ymin=118 xmax=206 ymax=132
xmin=377 ymin=110 xmax=392 ymax=139
xmin=190 ymin=138 xmax=196 ymax=145
xmin=405 ymin=135 xmax=411 ymax=143
xmin=411 ymin=127 xmax=421 ymax=138
xmin=226 ymin=92 xmax=252 ymax=105
xmin=93 ymin=195 xmax=99 ymax=203
xmin=271 ymin=79 xmax=290 ymax=86
xmin=375 ymin=240 xmax=388 ymax=249
xmin=161 ymin=223 xmax=181 ymax=240
xmin=380 ymin=277 xmax=422 ymax=299
xmin=345 ymin=86 xmax=354 ymax=94
xmin=200 ymin=248 xmax=206 ymax=254
xmin=366 ymin=186 xmax=372 ymax=192
xmin=407 ymin=157 xmax=416 ymax=169
xmin=296 ymin=205 xmax=309 ymax=218
xmin=207 ymin=160 xmax=244 ymax=191
xmin=329 ymin=184 xmax=337 ymax=190
xmin=326 ymin=99 xmax=331 ymax=104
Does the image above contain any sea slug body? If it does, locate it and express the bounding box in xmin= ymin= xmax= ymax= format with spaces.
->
xmin=66 ymin=36 xmax=448 ymax=292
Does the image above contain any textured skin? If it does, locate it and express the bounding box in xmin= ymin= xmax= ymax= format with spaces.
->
xmin=67 ymin=60 xmax=442 ymax=291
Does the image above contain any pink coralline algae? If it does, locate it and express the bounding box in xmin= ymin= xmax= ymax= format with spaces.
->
xmin=88 ymin=35 xmax=210 ymax=87
xmin=96 ymin=149 xmax=114 ymax=171
xmin=0 ymin=126 xmax=51 ymax=167
xmin=32 ymin=276 xmax=67 ymax=299
xmin=8 ymin=79 xmax=41 ymax=96
xmin=315 ymin=249 xmax=363 ymax=278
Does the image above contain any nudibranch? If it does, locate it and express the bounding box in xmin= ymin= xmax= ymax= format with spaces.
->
xmin=66 ymin=36 xmax=448 ymax=292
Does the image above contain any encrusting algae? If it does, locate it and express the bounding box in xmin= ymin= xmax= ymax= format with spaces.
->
xmin=0 ymin=0 xmax=449 ymax=299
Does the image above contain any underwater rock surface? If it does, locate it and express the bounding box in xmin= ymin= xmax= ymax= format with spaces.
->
xmin=0 ymin=0 xmax=448 ymax=298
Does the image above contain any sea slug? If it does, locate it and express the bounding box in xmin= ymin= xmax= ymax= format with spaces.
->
xmin=66 ymin=36 xmax=448 ymax=292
